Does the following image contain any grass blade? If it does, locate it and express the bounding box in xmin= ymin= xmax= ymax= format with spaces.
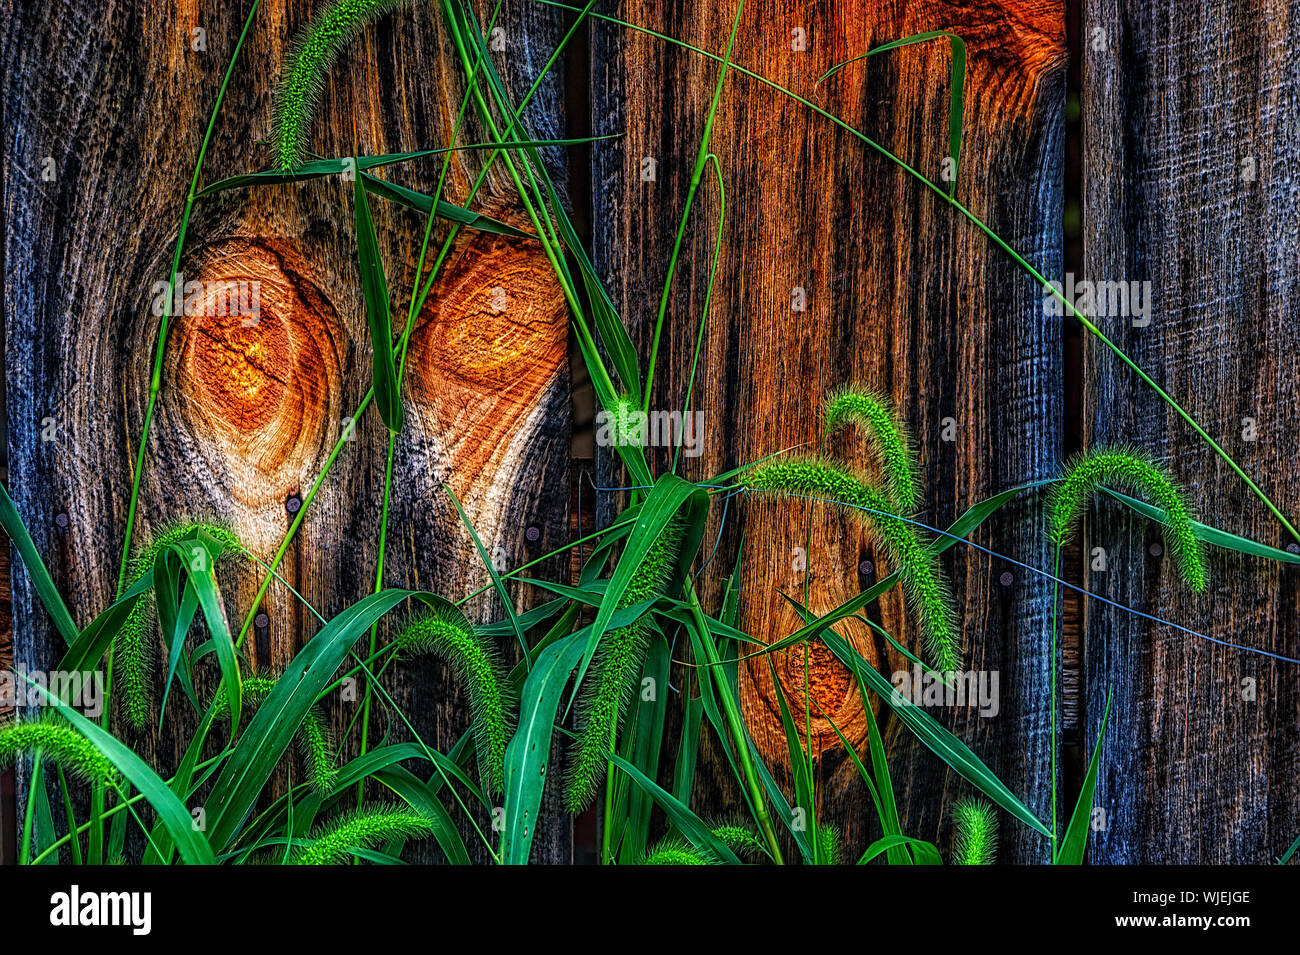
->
xmin=0 ymin=483 xmax=79 ymax=646
xmin=35 ymin=690 xmax=216 ymax=864
xmin=818 ymin=31 xmax=966 ymax=196
xmin=352 ymin=171 xmax=404 ymax=433
xmin=445 ymin=484 xmax=528 ymax=667
xmin=1056 ymin=689 xmax=1112 ymax=864
xmin=203 ymin=589 xmax=415 ymax=850
xmin=607 ymin=753 xmax=742 ymax=864
xmin=502 ymin=629 xmax=588 ymax=864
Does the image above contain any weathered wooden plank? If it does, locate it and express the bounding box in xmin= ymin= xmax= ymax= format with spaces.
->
xmin=2 ymin=0 xmax=572 ymax=862
xmin=592 ymin=1 xmax=1065 ymax=862
xmin=1082 ymin=0 xmax=1300 ymax=863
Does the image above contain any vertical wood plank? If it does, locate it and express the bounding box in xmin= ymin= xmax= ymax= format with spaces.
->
xmin=2 ymin=0 xmax=572 ymax=862
xmin=1083 ymin=0 xmax=1300 ymax=863
xmin=592 ymin=1 xmax=1065 ymax=861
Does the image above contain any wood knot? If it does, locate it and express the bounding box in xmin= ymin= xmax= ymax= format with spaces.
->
xmin=404 ymin=214 xmax=568 ymax=499
xmin=168 ymin=238 xmax=344 ymax=510
xmin=739 ymin=498 xmax=884 ymax=763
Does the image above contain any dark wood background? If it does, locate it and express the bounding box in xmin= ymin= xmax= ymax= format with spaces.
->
xmin=3 ymin=0 xmax=1297 ymax=864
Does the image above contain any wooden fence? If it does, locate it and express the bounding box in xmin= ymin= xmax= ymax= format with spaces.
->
xmin=2 ymin=0 xmax=1296 ymax=864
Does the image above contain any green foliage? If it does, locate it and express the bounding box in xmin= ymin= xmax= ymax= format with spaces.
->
xmin=951 ymin=796 xmax=998 ymax=864
xmin=643 ymin=836 xmax=712 ymax=865
xmin=272 ymin=0 xmax=414 ymax=169
xmin=396 ymin=608 xmax=515 ymax=794
xmin=711 ymin=821 xmax=767 ymax=861
xmin=291 ymin=805 xmax=433 ymax=864
xmin=745 ymin=456 xmax=961 ymax=672
xmin=115 ymin=521 xmax=241 ymax=729
xmin=565 ymin=521 xmax=684 ymax=812
xmin=212 ymin=676 xmax=337 ymax=794
xmin=823 ymin=385 xmax=921 ymax=513
xmin=0 ymin=716 xmax=118 ymax=786
xmin=816 ymin=824 xmax=844 ymax=865
xmin=1048 ymin=447 xmax=1207 ymax=591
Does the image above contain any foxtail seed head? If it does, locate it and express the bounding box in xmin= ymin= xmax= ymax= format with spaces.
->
xmin=711 ymin=821 xmax=766 ymax=861
xmin=396 ymin=608 xmax=514 ymax=795
xmin=273 ymin=0 xmax=416 ymax=169
xmin=116 ymin=520 xmax=242 ymax=729
xmin=643 ymin=837 xmax=712 ymax=865
xmin=564 ymin=520 xmax=685 ymax=812
xmin=824 ymin=385 xmax=921 ymax=513
xmin=743 ymin=456 xmax=961 ymax=672
xmin=212 ymin=675 xmax=337 ymax=793
xmin=1047 ymin=447 xmax=1207 ymax=592
xmin=292 ymin=805 xmax=432 ymax=864
xmin=816 ymin=824 xmax=844 ymax=865
xmin=951 ymin=796 xmax=999 ymax=864
xmin=0 ymin=716 xmax=117 ymax=786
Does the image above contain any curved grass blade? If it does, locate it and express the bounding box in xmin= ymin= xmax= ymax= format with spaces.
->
xmin=30 ymin=684 xmax=215 ymax=865
xmin=359 ymin=173 xmax=531 ymax=238
xmin=617 ymin=635 xmax=671 ymax=864
xmin=203 ymin=589 xmax=415 ymax=850
xmin=57 ymin=572 xmax=155 ymax=674
xmin=766 ymin=655 xmax=815 ymax=851
xmin=176 ymin=543 xmax=242 ymax=738
xmin=502 ymin=628 xmax=588 ymax=864
xmin=157 ymin=558 xmax=200 ymax=723
xmin=1102 ymin=487 xmax=1300 ymax=565
xmin=352 ymin=172 xmax=403 ymax=433
xmin=445 ymin=484 xmax=527 ymax=666
xmin=572 ymin=475 xmax=708 ymax=707
xmin=805 ymin=619 xmax=1051 ymax=838
xmin=375 ymin=765 xmax=471 ymax=865
xmin=607 ymin=753 xmax=742 ymax=864
xmin=197 ymin=138 xmax=613 ymax=199
xmin=818 ymin=31 xmax=966 ymax=196
xmin=857 ymin=833 xmax=942 ymax=865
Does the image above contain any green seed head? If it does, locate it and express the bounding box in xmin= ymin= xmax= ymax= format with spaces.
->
xmin=396 ymin=608 xmax=514 ymax=795
xmin=292 ymin=805 xmax=432 ymax=864
xmin=273 ymin=0 xmax=415 ymax=169
xmin=824 ymin=385 xmax=922 ymax=513
xmin=643 ymin=837 xmax=712 ymax=865
xmin=951 ymin=796 xmax=998 ymax=865
xmin=564 ymin=520 xmax=685 ymax=812
xmin=298 ymin=709 xmax=338 ymax=795
xmin=711 ymin=821 xmax=766 ymax=861
xmin=212 ymin=675 xmax=336 ymax=794
xmin=816 ymin=824 xmax=844 ymax=865
xmin=116 ymin=520 xmax=243 ymax=729
xmin=744 ymin=456 xmax=961 ymax=672
xmin=1047 ymin=447 xmax=1207 ymax=592
xmin=0 ymin=716 xmax=118 ymax=786
xmin=601 ymin=393 xmax=647 ymax=447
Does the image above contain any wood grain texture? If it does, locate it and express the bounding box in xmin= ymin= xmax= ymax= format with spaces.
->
xmin=2 ymin=0 xmax=573 ymax=862
xmin=1082 ymin=0 xmax=1300 ymax=863
xmin=592 ymin=0 xmax=1065 ymax=862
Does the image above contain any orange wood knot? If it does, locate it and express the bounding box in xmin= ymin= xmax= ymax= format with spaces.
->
xmin=169 ymin=238 xmax=344 ymax=507
xmin=739 ymin=499 xmax=881 ymax=761
xmin=405 ymin=221 xmax=567 ymax=496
